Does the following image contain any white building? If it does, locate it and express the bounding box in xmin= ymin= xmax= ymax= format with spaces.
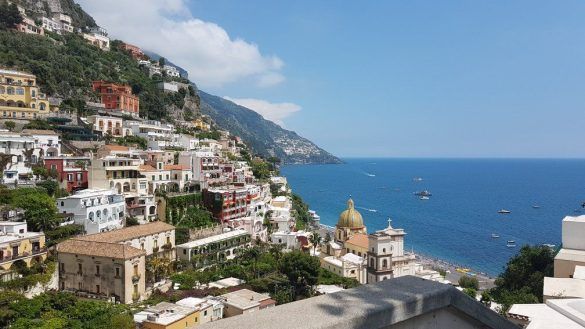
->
xmin=21 ymin=129 xmax=60 ymax=157
xmin=176 ymin=229 xmax=251 ymax=268
xmin=179 ymin=151 xmax=223 ymax=188
xmin=271 ymin=230 xmax=310 ymax=250
xmin=366 ymin=219 xmax=418 ymax=283
xmin=163 ymin=65 xmax=180 ymax=78
xmin=86 ymin=115 xmax=128 ymax=137
xmin=555 ymin=215 xmax=585 ymax=278
xmin=56 ymin=189 xmax=125 ymax=234
xmin=156 ymin=82 xmax=179 ymax=93
xmin=176 ymin=296 xmax=225 ymax=323
xmin=0 ymin=131 xmax=39 ymax=184
xmin=321 ymin=253 xmax=367 ymax=284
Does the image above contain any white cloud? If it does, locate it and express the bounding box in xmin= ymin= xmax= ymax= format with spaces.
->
xmin=224 ymin=97 xmax=301 ymax=126
xmin=76 ymin=0 xmax=285 ymax=88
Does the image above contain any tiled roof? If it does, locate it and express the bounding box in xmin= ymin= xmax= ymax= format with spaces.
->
xmin=138 ymin=164 xmax=157 ymax=172
xmin=164 ymin=164 xmax=189 ymax=170
xmin=57 ymin=239 xmax=145 ymax=259
xmin=345 ymin=233 xmax=369 ymax=249
xmin=21 ymin=129 xmax=59 ymax=135
xmin=78 ymin=221 xmax=175 ymax=243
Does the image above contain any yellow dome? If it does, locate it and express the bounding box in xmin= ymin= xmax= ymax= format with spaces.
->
xmin=337 ymin=198 xmax=364 ymax=228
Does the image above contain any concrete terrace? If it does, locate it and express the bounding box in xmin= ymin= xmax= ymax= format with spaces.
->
xmin=196 ymin=276 xmax=516 ymax=329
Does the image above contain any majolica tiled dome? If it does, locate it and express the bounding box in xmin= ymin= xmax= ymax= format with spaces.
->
xmin=337 ymin=198 xmax=364 ymax=228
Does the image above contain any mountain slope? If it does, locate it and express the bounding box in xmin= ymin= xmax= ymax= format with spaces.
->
xmin=199 ymin=91 xmax=341 ymax=164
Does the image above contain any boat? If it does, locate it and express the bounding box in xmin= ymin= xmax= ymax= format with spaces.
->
xmin=532 ymin=205 xmax=541 ymax=209
xmin=498 ymin=209 xmax=511 ymax=214
xmin=506 ymin=240 xmax=516 ymax=247
xmin=365 ymin=173 xmax=376 ymax=177
xmin=413 ymin=177 xmax=423 ymax=182
xmin=414 ymin=190 xmax=432 ymax=197
xmin=491 ymin=233 xmax=500 ymax=238
xmin=420 ymin=196 xmax=430 ymax=200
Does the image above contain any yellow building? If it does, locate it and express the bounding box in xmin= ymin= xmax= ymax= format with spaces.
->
xmin=137 ymin=302 xmax=201 ymax=329
xmin=0 ymin=222 xmax=47 ymax=281
xmin=0 ymin=69 xmax=51 ymax=120
xmin=193 ymin=117 xmax=211 ymax=132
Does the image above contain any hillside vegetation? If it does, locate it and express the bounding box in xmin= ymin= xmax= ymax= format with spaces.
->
xmin=0 ymin=30 xmax=197 ymax=120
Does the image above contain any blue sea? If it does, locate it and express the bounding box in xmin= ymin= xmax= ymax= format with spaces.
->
xmin=281 ymin=158 xmax=585 ymax=276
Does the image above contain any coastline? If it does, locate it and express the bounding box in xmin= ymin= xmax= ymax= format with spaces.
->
xmin=316 ymin=224 xmax=496 ymax=290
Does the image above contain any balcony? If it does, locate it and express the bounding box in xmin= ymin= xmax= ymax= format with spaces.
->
xmin=152 ymin=246 xmax=159 ymax=253
xmin=162 ymin=243 xmax=172 ymax=251
xmin=194 ymin=276 xmax=517 ymax=329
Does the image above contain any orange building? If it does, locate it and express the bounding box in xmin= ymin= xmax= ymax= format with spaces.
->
xmin=92 ymin=81 xmax=140 ymax=117
xmin=119 ymin=42 xmax=145 ymax=60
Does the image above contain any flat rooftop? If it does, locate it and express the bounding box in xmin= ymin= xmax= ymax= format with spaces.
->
xmin=177 ymin=229 xmax=248 ymax=249
xmin=555 ymin=248 xmax=585 ymax=262
xmin=220 ymin=289 xmax=272 ymax=310
xmin=510 ymin=299 xmax=585 ymax=329
xmin=563 ymin=215 xmax=585 ymax=223
xmin=138 ymin=302 xmax=196 ymax=325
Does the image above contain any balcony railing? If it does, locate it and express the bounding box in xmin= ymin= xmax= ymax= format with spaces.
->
xmin=162 ymin=243 xmax=172 ymax=251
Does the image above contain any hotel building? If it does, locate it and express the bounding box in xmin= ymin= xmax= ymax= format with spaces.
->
xmin=0 ymin=69 xmax=50 ymax=119
xmin=176 ymin=229 xmax=251 ymax=269
xmin=92 ymin=81 xmax=139 ymax=117
xmin=0 ymin=222 xmax=47 ymax=281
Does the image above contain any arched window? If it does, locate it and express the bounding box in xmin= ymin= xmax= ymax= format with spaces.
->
xmin=16 ymin=88 xmax=24 ymax=95
xmin=370 ymin=258 xmax=374 ymax=267
xmin=7 ymin=87 xmax=14 ymax=95
xmin=89 ymin=212 xmax=94 ymax=221
xmin=96 ymin=210 xmax=101 ymax=218
xmin=39 ymin=103 xmax=46 ymax=111
xmin=382 ymin=259 xmax=388 ymax=268
xmin=383 ymin=248 xmax=386 ymax=253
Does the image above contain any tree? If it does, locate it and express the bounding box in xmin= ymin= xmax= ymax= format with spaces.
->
xmin=308 ymin=232 xmax=322 ymax=255
xmin=0 ymin=2 xmax=23 ymax=30
xmin=463 ymin=288 xmax=477 ymax=299
xmin=480 ymin=291 xmax=492 ymax=307
xmin=280 ymin=251 xmax=320 ymax=298
xmin=490 ymin=245 xmax=554 ymax=313
xmin=242 ymin=246 xmax=262 ymax=279
xmin=11 ymin=188 xmax=59 ymax=231
xmin=4 ymin=121 xmax=15 ymax=132
xmin=125 ymin=216 xmax=139 ymax=227
xmin=458 ymin=276 xmax=479 ymax=290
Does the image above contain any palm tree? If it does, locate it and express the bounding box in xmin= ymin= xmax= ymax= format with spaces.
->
xmin=309 ymin=232 xmax=322 ymax=256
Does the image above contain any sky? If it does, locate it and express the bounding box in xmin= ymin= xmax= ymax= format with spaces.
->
xmin=76 ymin=0 xmax=585 ymax=158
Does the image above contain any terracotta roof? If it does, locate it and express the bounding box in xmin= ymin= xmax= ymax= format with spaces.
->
xmin=164 ymin=164 xmax=189 ymax=170
xmin=78 ymin=221 xmax=175 ymax=243
xmin=57 ymin=239 xmax=145 ymax=259
xmin=345 ymin=233 xmax=369 ymax=249
xmin=138 ymin=164 xmax=157 ymax=172
xmin=102 ymin=145 xmax=129 ymax=151
xmin=21 ymin=129 xmax=59 ymax=135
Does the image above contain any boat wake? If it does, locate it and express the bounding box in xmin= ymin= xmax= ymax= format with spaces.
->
xmin=364 ymin=172 xmax=376 ymax=177
xmin=357 ymin=207 xmax=378 ymax=213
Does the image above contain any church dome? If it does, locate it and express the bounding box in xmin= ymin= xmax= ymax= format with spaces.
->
xmin=337 ymin=198 xmax=364 ymax=228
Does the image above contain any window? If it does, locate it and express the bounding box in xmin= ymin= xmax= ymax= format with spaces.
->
xmin=96 ymin=285 xmax=100 ymax=294
xmin=77 ymin=263 xmax=82 ymax=274
xmin=383 ymin=248 xmax=386 ymax=253
xmin=77 ymin=173 xmax=82 ymax=181
xmin=96 ymin=265 xmax=100 ymax=275
xmin=59 ymin=262 xmax=65 ymax=272
xmin=166 ymin=237 xmax=170 ymax=244
xmin=115 ymin=267 xmax=120 ymax=277
xmin=16 ymin=88 xmax=24 ymax=95
xmin=133 ymin=265 xmax=138 ymax=276
xmin=67 ymin=174 xmax=73 ymax=181
xmin=141 ymin=242 xmax=144 ymax=250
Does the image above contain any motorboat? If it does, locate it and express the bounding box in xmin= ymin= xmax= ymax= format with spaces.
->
xmin=413 ymin=177 xmax=423 ymax=182
xmin=420 ymin=196 xmax=430 ymax=200
xmin=506 ymin=240 xmax=516 ymax=247
xmin=491 ymin=233 xmax=500 ymax=238
xmin=498 ymin=209 xmax=511 ymax=214
xmin=532 ymin=205 xmax=541 ymax=209
xmin=414 ymin=190 xmax=432 ymax=197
